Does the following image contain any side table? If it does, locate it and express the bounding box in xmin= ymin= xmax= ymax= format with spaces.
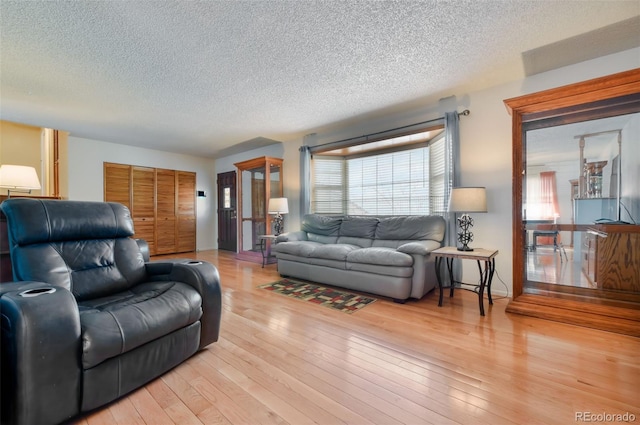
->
xmin=258 ymin=235 xmax=278 ymax=268
xmin=432 ymin=246 xmax=498 ymax=316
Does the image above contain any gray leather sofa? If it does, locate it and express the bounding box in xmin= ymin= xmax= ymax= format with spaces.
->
xmin=273 ymin=214 xmax=446 ymax=302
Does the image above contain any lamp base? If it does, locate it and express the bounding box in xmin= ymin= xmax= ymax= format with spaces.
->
xmin=273 ymin=214 xmax=284 ymax=236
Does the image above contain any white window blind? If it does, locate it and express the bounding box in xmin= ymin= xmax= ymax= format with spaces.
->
xmin=311 ymin=157 xmax=345 ymax=214
xmin=312 ymin=137 xmax=446 ymax=216
xmin=429 ymin=137 xmax=446 ymax=215
xmin=346 ymin=149 xmax=429 ymax=215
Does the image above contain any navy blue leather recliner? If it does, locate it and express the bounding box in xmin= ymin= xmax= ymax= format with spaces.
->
xmin=0 ymin=198 xmax=222 ymax=425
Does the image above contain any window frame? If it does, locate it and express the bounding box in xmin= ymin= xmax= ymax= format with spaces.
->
xmin=310 ymin=127 xmax=446 ymax=216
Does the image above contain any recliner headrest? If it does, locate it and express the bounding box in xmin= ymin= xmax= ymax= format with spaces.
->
xmin=1 ymin=199 xmax=135 ymax=245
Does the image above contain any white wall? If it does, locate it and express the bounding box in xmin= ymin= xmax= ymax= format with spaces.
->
xmin=268 ymin=47 xmax=639 ymax=297
xmin=66 ymin=47 xmax=638 ymax=294
xmin=67 ymin=137 xmax=217 ymax=251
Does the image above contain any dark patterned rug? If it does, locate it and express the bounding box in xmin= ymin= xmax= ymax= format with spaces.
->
xmin=258 ymin=278 xmax=377 ymax=314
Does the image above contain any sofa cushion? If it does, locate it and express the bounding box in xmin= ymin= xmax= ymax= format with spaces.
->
xmin=275 ymin=252 xmax=348 ymax=270
xmin=311 ymin=244 xmax=360 ymax=261
xmin=339 ymin=216 xmax=379 ymax=238
xmin=78 ymin=281 xmax=202 ymax=369
xmin=307 ymin=233 xmax=339 ymax=244
xmin=336 ymin=236 xmax=374 ymax=248
xmin=301 ymin=214 xmax=342 ymax=236
xmin=273 ymin=241 xmax=324 ymax=257
xmin=375 ymin=215 xmax=446 ymax=241
xmin=346 ymin=247 xmax=413 ymax=267
xmin=346 ymin=262 xmax=413 ymax=278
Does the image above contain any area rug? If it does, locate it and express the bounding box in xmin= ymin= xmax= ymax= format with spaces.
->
xmin=258 ymin=278 xmax=377 ymax=314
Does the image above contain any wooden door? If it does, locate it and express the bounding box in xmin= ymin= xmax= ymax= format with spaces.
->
xmin=132 ymin=166 xmax=156 ymax=254
xmin=104 ymin=163 xmax=131 ymax=209
xmin=217 ymin=171 xmax=237 ymax=252
xmin=156 ymin=169 xmax=177 ymax=254
xmin=177 ymin=171 xmax=196 ymax=253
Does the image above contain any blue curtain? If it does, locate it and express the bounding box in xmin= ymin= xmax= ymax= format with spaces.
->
xmin=299 ymin=145 xmax=311 ymax=216
xmin=444 ymin=111 xmax=462 ymax=284
xmin=444 ymin=111 xmax=461 ymax=247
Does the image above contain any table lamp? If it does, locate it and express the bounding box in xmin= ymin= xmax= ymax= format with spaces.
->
xmin=448 ymin=187 xmax=487 ymax=251
xmin=0 ymin=164 xmax=42 ymax=197
xmin=268 ymin=197 xmax=289 ymax=236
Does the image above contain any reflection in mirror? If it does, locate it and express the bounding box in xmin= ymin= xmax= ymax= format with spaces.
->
xmin=524 ymin=112 xmax=640 ymax=289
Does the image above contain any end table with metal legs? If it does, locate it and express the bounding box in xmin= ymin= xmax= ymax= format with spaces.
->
xmin=432 ymin=247 xmax=498 ymax=316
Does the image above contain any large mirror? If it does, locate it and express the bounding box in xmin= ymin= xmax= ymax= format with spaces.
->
xmin=505 ymin=69 xmax=640 ymax=336
xmin=524 ymin=113 xmax=639 ymax=290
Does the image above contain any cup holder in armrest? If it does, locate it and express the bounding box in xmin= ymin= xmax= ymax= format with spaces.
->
xmin=19 ymin=288 xmax=57 ymax=297
xmin=186 ymin=261 xmax=203 ymax=265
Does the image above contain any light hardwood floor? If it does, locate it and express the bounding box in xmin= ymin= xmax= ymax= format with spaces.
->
xmin=75 ymin=250 xmax=639 ymax=425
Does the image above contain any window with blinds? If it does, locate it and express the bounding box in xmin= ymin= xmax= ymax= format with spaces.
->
xmin=311 ymin=134 xmax=446 ymax=216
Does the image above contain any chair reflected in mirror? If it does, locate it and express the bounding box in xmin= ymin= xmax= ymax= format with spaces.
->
xmin=532 ymin=226 xmax=568 ymax=262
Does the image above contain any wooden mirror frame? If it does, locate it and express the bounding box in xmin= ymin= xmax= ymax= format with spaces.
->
xmin=234 ymin=156 xmax=284 ymax=264
xmin=504 ymin=68 xmax=640 ymax=336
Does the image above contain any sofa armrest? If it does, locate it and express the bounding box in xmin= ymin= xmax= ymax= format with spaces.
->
xmin=146 ymin=260 xmax=222 ymax=349
xmin=276 ymin=231 xmax=308 ymax=243
xmin=1 ymin=282 xmax=81 ymax=425
xmin=397 ymin=240 xmax=442 ymax=256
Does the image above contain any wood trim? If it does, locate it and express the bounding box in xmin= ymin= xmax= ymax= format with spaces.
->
xmin=505 ymin=294 xmax=640 ymax=337
xmin=504 ymin=68 xmax=640 ymax=115
xmin=53 ymin=130 xmax=60 ymax=198
xmin=504 ymin=68 xmax=640 ymax=336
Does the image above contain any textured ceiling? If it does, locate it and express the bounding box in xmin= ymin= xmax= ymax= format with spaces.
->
xmin=1 ymin=1 xmax=639 ymax=158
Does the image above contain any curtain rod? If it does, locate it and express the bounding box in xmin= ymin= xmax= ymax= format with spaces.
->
xmin=302 ymin=109 xmax=470 ymax=152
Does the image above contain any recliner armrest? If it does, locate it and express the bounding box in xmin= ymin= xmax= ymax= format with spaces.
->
xmin=146 ymin=260 xmax=222 ymax=349
xmin=1 ymin=282 xmax=81 ymax=425
xmin=135 ymin=238 xmax=150 ymax=262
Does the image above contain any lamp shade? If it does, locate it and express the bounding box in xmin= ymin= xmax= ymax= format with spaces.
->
xmin=0 ymin=165 xmax=42 ymax=190
xmin=448 ymin=187 xmax=487 ymax=213
xmin=268 ymin=197 xmax=289 ymax=214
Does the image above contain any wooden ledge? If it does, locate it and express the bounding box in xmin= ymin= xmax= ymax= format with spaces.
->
xmin=506 ymin=294 xmax=640 ymax=337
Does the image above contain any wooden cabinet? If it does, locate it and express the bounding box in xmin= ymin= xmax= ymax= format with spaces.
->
xmin=504 ymin=68 xmax=640 ymax=337
xmin=234 ymin=156 xmax=283 ymax=264
xmin=589 ymin=226 xmax=640 ymax=292
xmin=104 ymin=163 xmax=196 ymax=256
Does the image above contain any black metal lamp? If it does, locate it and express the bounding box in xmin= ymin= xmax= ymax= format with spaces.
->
xmin=268 ymin=197 xmax=289 ymax=236
xmin=448 ymin=187 xmax=487 ymax=251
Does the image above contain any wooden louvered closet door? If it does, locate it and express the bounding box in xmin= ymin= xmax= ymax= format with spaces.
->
xmin=104 ymin=163 xmax=131 ymax=210
xmin=131 ymin=166 xmax=156 ymax=254
xmin=156 ymin=169 xmax=177 ymax=254
xmin=104 ymin=163 xmax=196 ymax=256
xmin=177 ymin=171 xmax=196 ymax=253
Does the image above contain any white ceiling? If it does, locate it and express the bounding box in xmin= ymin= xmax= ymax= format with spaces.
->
xmin=1 ymin=1 xmax=639 ymax=158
